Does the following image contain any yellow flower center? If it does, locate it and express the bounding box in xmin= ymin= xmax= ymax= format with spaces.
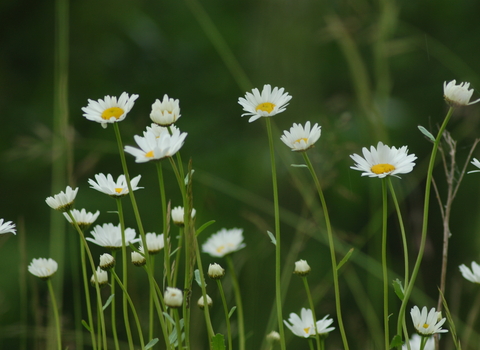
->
xmin=295 ymin=138 xmax=308 ymax=144
xmin=371 ymin=163 xmax=395 ymax=175
xmin=423 ymin=323 xmax=429 ymax=329
xmin=216 ymin=245 xmax=225 ymax=254
xmin=101 ymin=107 xmax=125 ymax=120
xmin=145 ymin=150 xmax=154 ymax=158
xmin=114 ymin=188 xmax=123 ymax=194
xmin=256 ymin=102 xmax=275 ymax=113
xmin=303 ymin=327 xmax=310 ymax=334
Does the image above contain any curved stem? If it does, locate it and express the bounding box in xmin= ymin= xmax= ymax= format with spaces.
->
xmin=46 ymin=279 xmax=62 ymax=350
xmin=226 ymin=255 xmax=245 ymax=350
xmin=302 ymin=276 xmax=321 ymax=350
xmin=216 ymin=279 xmax=233 ymax=350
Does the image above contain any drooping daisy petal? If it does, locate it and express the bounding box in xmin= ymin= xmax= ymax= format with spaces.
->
xmin=283 ymin=308 xmax=335 ymax=338
xmin=45 ymin=186 xmax=79 ymax=212
xmin=238 ymin=84 xmax=292 ymax=123
xmin=82 ymin=92 xmax=139 ymax=128
xmin=86 ymin=223 xmax=139 ymax=250
xmin=202 ymin=228 xmax=246 ymax=258
xmin=443 ymin=80 xmax=480 ymax=107
xmin=410 ymin=306 xmax=448 ymax=335
xmin=280 ymin=121 xmax=321 ymax=151
xmin=150 ymin=94 xmax=181 ymax=126
xmin=0 ymin=219 xmax=16 ymax=235
xmin=88 ymin=173 xmax=143 ymax=197
xmin=459 ymin=261 xmax=480 ymax=283
xmin=467 ymin=158 xmax=480 ymax=174
xmin=28 ymin=258 xmax=58 ymax=280
xmin=350 ymin=141 xmax=417 ymax=178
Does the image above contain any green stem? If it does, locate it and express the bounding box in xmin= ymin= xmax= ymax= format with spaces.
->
xmin=302 ymin=276 xmax=321 ymax=350
xmin=156 ymin=162 xmax=172 ymax=286
xmin=216 ymin=279 xmax=233 ymax=350
xmin=115 ymin=198 xmax=134 ymax=350
xmin=79 ymin=234 xmax=97 ymax=350
xmin=110 ymin=251 xmax=120 ymax=350
xmin=111 ymin=269 xmax=145 ymax=350
xmin=173 ymin=227 xmax=184 ymax=287
xmin=265 ymin=118 xmax=285 ymax=350
xmin=148 ymin=255 xmax=156 ymax=342
xmin=395 ymin=107 xmax=454 ymax=344
xmin=302 ymin=152 xmax=349 ymax=350
xmin=381 ymin=178 xmax=389 ymax=350
xmin=308 ymin=338 xmax=315 ymax=350
xmin=172 ymin=308 xmax=183 ymax=349
xmin=46 ymin=279 xmax=62 ymax=350
xmin=226 ymin=255 xmax=245 ymax=350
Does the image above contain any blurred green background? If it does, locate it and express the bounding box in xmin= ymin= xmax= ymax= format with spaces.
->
xmin=1 ymin=0 xmax=480 ymax=349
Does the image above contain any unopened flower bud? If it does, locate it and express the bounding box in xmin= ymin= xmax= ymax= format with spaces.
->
xmin=208 ymin=263 xmax=225 ymax=279
xmin=131 ymin=250 xmax=146 ymax=267
xmin=99 ymin=253 xmax=115 ymax=270
xmin=164 ymin=287 xmax=183 ymax=308
xmin=294 ymin=259 xmax=311 ymax=276
xmin=266 ymin=331 xmax=281 ymax=343
xmin=197 ymin=294 xmax=213 ymax=309
xmin=90 ymin=266 xmax=109 ymax=287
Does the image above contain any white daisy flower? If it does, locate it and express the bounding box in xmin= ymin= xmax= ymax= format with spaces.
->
xmin=171 ymin=206 xmax=196 ymax=226
xmin=0 ymin=219 xmax=16 ymax=235
xmin=90 ymin=266 xmax=109 ymax=287
xmin=202 ymin=228 xmax=246 ymax=258
xmin=82 ymin=92 xmax=139 ymax=129
xmin=402 ymin=334 xmax=435 ymax=350
xmin=63 ymin=209 xmax=100 ymax=231
xmin=467 ymin=158 xmax=480 ymax=174
xmin=28 ymin=258 xmax=58 ymax=280
xmin=350 ymin=141 xmax=417 ymax=178
xmin=280 ymin=121 xmax=321 ymax=151
xmin=45 ymin=186 xmax=79 ymax=212
xmin=124 ymin=127 xmax=187 ymax=163
xmin=86 ymin=223 xmax=139 ymax=250
xmin=284 ymin=308 xmax=335 ymax=338
xmin=238 ymin=84 xmax=292 ymax=123
xmin=88 ymin=173 xmax=143 ymax=197
xmin=150 ymin=94 xmax=181 ymax=126
xmin=164 ymin=287 xmax=183 ymax=308
xmin=410 ymin=306 xmax=448 ymax=335
xmin=459 ymin=261 xmax=480 ymax=283
xmin=443 ymin=80 xmax=480 ymax=107
xmin=140 ymin=232 xmax=165 ymax=254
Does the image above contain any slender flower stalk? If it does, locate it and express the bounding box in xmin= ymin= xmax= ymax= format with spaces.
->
xmin=215 ymin=278 xmax=233 ymax=350
xmin=226 ymin=255 xmax=245 ymax=350
xmin=302 ymin=152 xmax=349 ymax=350
xmin=396 ymin=107 xmax=454 ymax=346
xmin=301 ymin=275 xmax=322 ymax=349
xmin=381 ymin=178 xmax=390 ymax=350
xmin=109 ymin=251 xmax=120 ymax=350
xmin=47 ymin=279 xmax=62 ymax=350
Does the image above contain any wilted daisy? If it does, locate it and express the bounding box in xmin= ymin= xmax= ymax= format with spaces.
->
xmin=350 ymin=141 xmax=417 ymax=178
xmin=0 ymin=219 xmax=16 ymax=235
xmin=88 ymin=173 xmax=143 ymax=197
xmin=467 ymin=158 xmax=480 ymax=174
xmin=140 ymin=232 xmax=165 ymax=254
xmin=402 ymin=334 xmax=435 ymax=350
xmin=150 ymin=94 xmax=181 ymax=126
xmin=171 ymin=206 xmax=196 ymax=226
xmin=90 ymin=266 xmax=109 ymax=287
xmin=459 ymin=261 xmax=480 ymax=284
xmin=124 ymin=127 xmax=187 ymax=163
xmin=164 ymin=287 xmax=183 ymax=308
xmin=280 ymin=122 xmax=321 ymax=152
xmin=284 ymin=308 xmax=335 ymax=338
xmin=202 ymin=228 xmax=246 ymax=258
xmin=63 ymin=209 xmax=100 ymax=231
xmin=443 ymin=80 xmax=480 ymax=107
xmin=86 ymin=223 xmax=138 ymax=250
xmin=410 ymin=306 xmax=448 ymax=335
xmin=45 ymin=186 xmax=79 ymax=212
xmin=28 ymin=258 xmax=58 ymax=280
xmin=294 ymin=259 xmax=311 ymax=276
xmin=82 ymin=92 xmax=139 ymax=129
xmin=238 ymin=84 xmax=292 ymax=123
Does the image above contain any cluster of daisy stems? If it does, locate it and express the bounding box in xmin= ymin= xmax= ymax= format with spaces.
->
xmin=6 ymin=80 xmax=479 ymax=350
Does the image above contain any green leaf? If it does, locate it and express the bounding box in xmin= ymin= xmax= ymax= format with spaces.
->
xmin=163 ymin=312 xmax=175 ymax=326
xmin=194 ymin=269 xmax=206 ymax=287
xmin=267 ymin=230 xmax=276 ymax=245
xmin=336 ymin=248 xmax=354 ymax=270
xmin=291 ymin=164 xmax=308 ymax=168
xmin=212 ymin=333 xmax=226 ymax=350
xmin=418 ymin=125 xmax=435 ymax=142
xmin=184 ymin=169 xmax=195 ymax=185
xmin=228 ymin=306 xmax=237 ymax=319
xmin=389 ymin=334 xmax=403 ymax=348
xmin=196 ymin=220 xmax=216 ymax=236
xmin=392 ymin=279 xmax=404 ymax=301
xmin=81 ymin=320 xmax=91 ymax=332
xmin=102 ymin=294 xmax=115 ymax=311
xmin=439 ymin=288 xmax=462 ymax=350
xmin=145 ymin=338 xmax=159 ymax=349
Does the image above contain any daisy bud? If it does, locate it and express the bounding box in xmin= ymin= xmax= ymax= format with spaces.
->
xmin=208 ymin=263 xmax=225 ymax=279
xmin=294 ymin=259 xmax=311 ymax=276
xmin=164 ymin=287 xmax=183 ymax=308
xmin=99 ymin=253 xmax=115 ymax=270
xmin=45 ymin=186 xmax=78 ymax=212
xmin=266 ymin=331 xmax=281 ymax=343
xmin=197 ymin=294 xmax=213 ymax=309
xmin=131 ymin=250 xmax=146 ymax=267
xmin=90 ymin=267 xmax=109 ymax=287
xmin=171 ymin=206 xmax=196 ymax=227
xmin=443 ymin=80 xmax=480 ymax=107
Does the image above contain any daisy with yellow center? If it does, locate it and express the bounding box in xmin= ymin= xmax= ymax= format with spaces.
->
xmin=410 ymin=306 xmax=448 ymax=335
xmin=350 ymin=141 xmax=417 ymax=178
xmin=82 ymin=92 xmax=139 ymax=129
xmin=280 ymin=121 xmax=321 ymax=151
xmin=88 ymin=173 xmax=143 ymax=197
xmin=201 ymin=228 xmax=246 ymax=258
xmin=283 ymin=308 xmax=335 ymax=338
xmin=238 ymin=84 xmax=292 ymax=123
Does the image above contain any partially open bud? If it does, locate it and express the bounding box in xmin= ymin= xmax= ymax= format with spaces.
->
xmin=197 ymin=294 xmax=213 ymax=309
xmin=164 ymin=287 xmax=183 ymax=308
xmin=131 ymin=250 xmax=146 ymax=267
xmin=294 ymin=259 xmax=311 ymax=276
xmin=208 ymin=263 xmax=225 ymax=279
xmin=99 ymin=253 xmax=115 ymax=271
xmin=90 ymin=266 xmax=109 ymax=287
